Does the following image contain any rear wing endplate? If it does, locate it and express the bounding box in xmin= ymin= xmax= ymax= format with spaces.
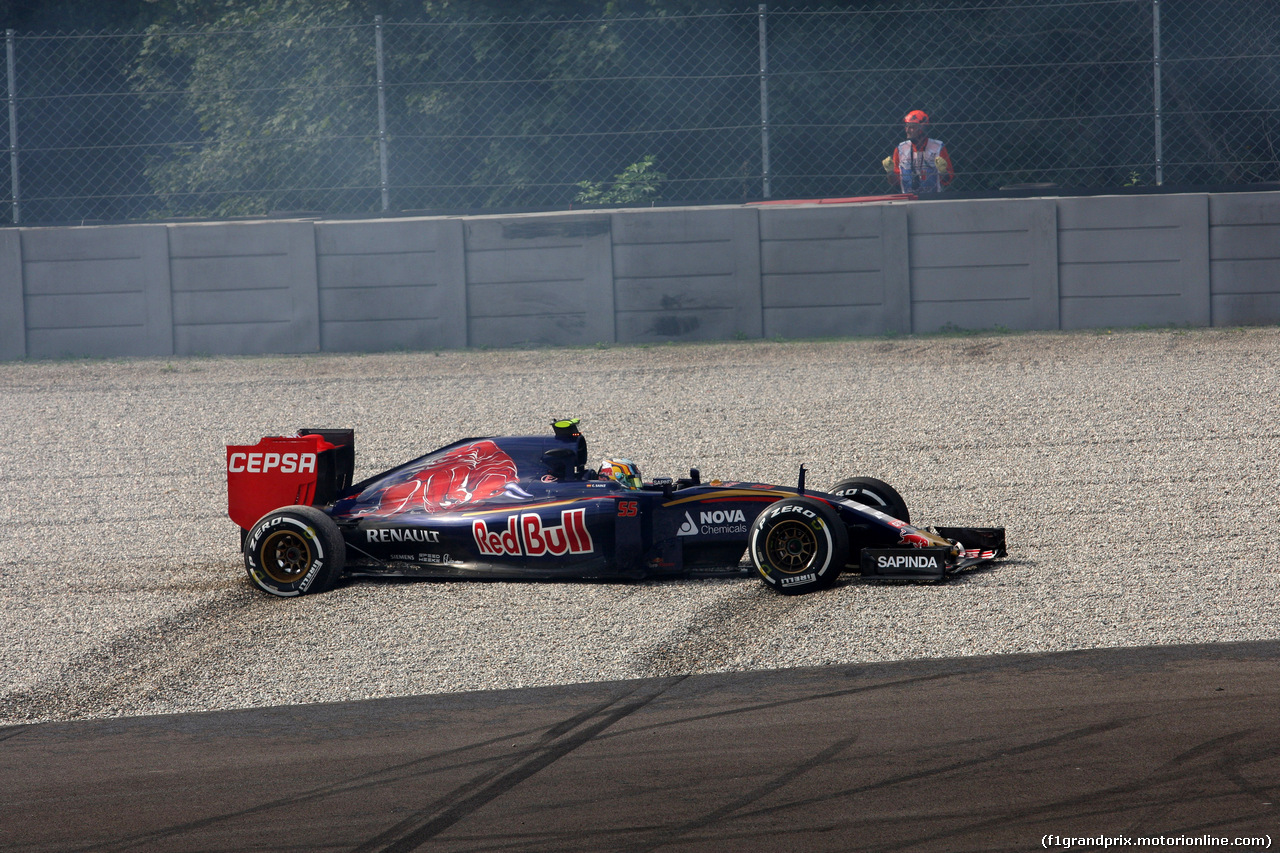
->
xmin=226 ymin=429 xmax=355 ymax=529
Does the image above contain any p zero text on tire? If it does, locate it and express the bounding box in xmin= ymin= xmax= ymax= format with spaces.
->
xmin=244 ymin=505 xmax=345 ymax=597
xmin=749 ymin=497 xmax=849 ymax=594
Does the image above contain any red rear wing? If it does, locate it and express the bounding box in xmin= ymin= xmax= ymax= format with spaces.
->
xmin=226 ymin=430 xmax=355 ymax=529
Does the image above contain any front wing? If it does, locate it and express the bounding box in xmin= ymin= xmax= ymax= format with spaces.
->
xmin=860 ymin=526 xmax=1007 ymax=581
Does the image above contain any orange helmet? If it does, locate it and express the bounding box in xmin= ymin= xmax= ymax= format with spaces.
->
xmin=903 ymin=110 xmax=930 ymax=124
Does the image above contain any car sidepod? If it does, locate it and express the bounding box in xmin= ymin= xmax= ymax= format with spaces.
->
xmin=340 ymin=492 xmax=630 ymax=580
xmin=644 ymin=486 xmax=792 ymax=575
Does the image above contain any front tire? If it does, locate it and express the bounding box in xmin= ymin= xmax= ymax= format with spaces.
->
xmin=244 ymin=505 xmax=345 ymax=597
xmin=829 ymin=477 xmax=910 ymax=524
xmin=750 ymin=497 xmax=849 ymax=595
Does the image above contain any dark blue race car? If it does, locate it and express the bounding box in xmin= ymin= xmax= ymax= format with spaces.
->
xmin=226 ymin=419 xmax=1006 ymax=597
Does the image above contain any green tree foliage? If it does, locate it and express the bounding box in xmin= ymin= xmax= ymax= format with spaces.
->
xmin=573 ymin=154 xmax=665 ymax=204
xmin=8 ymin=0 xmax=1276 ymax=222
xmin=383 ymin=7 xmax=755 ymax=209
xmin=131 ymin=0 xmax=761 ymax=215
xmin=132 ymin=0 xmax=388 ymax=216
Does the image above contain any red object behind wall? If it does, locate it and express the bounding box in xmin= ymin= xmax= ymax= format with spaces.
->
xmin=747 ymin=194 xmax=915 ymax=206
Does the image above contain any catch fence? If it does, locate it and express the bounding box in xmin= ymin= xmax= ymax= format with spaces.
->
xmin=3 ymin=0 xmax=1278 ymax=225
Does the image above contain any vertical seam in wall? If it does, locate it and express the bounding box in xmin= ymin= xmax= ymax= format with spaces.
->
xmin=160 ymin=224 xmax=174 ymax=356
xmin=1054 ymin=200 xmax=1063 ymax=330
xmin=1184 ymin=194 xmax=1210 ymax=328
xmin=891 ymin=204 xmax=912 ymax=335
xmin=909 ymin=207 xmax=919 ymax=334
xmin=1200 ymin=194 xmax=1213 ymax=328
xmin=752 ymin=207 xmax=764 ymax=337
xmin=19 ymin=228 xmax=28 ymax=356
xmin=610 ymin=211 xmax=619 ymax=344
xmin=905 ymin=207 xmax=913 ymax=334
xmin=310 ymin=221 xmax=324 ymax=352
xmin=461 ymin=219 xmax=472 ymax=348
xmin=306 ymin=221 xmax=321 ymax=353
xmin=14 ymin=227 xmax=26 ymax=358
xmin=1043 ymin=200 xmax=1060 ymax=332
xmin=1207 ymin=196 xmax=1215 ymax=328
xmin=166 ymin=224 xmax=177 ymax=352
xmin=310 ymin=221 xmax=321 ymax=351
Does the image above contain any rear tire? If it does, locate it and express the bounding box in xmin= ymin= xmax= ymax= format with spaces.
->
xmin=829 ymin=477 xmax=910 ymax=524
xmin=244 ymin=505 xmax=345 ymax=597
xmin=750 ymin=497 xmax=848 ymax=595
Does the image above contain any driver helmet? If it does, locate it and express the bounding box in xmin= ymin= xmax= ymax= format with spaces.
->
xmin=598 ymin=458 xmax=642 ymax=490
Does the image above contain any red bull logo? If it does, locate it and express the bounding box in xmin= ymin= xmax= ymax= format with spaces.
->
xmin=473 ymin=508 xmax=594 ymax=557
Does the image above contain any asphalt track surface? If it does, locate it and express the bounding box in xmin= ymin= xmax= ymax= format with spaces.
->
xmin=3 ymin=642 xmax=1278 ymax=852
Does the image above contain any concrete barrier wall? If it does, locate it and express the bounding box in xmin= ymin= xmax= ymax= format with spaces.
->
xmin=1 ymin=190 xmax=1277 ymax=360
xmin=907 ymin=198 xmax=1060 ymax=333
xmin=1058 ymin=194 xmax=1211 ymax=330
xmin=20 ymin=224 xmax=172 ymax=359
xmin=0 ymin=229 xmax=24 ymax=360
xmin=316 ymin=218 xmax=466 ymax=353
xmin=759 ymin=203 xmax=909 ymax=339
xmin=464 ymin=214 xmax=614 ymax=348
xmin=1208 ymin=193 xmax=1280 ymax=327
xmin=614 ymin=207 xmax=761 ymax=343
xmin=169 ymin=221 xmax=318 ymax=356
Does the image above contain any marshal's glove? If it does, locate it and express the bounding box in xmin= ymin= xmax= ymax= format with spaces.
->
xmin=882 ymin=156 xmax=893 ymax=173
xmin=935 ymin=156 xmax=948 ymax=173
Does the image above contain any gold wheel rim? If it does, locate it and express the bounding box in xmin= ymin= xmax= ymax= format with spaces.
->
xmin=260 ymin=529 xmax=313 ymax=584
xmin=764 ymin=520 xmax=818 ymax=574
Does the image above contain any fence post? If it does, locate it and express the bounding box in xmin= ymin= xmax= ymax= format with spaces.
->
xmin=6 ymin=29 xmax=18 ymax=225
xmin=375 ymin=15 xmax=390 ymax=211
xmin=1152 ymin=0 xmax=1163 ymax=186
xmin=757 ymin=4 xmax=771 ymax=198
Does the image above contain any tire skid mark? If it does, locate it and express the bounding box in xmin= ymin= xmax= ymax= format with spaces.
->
xmin=632 ymin=581 xmax=784 ymax=677
xmin=874 ymin=791 xmax=1269 ymax=853
xmin=1165 ymin=727 xmax=1257 ymax=766
xmin=1127 ymin=729 xmax=1280 ymax=803
xmin=627 ymin=733 xmax=863 ymax=853
xmin=66 ymin=689 xmax=702 ymax=852
xmin=352 ymin=675 xmax=686 ymax=853
xmin=1222 ymin=764 xmax=1277 ymax=805
xmin=822 ymin=726 xmax=1280 ymax=852
xmin=594 ymin=669 xmax=959 ymax=742
xmin=66 ymin=725 xmax=549 ymax=853
xmin=1123 ymin=731 xmax=1280 ymax=838
xmin=0 ymin=724 xmax=30 ymax=743
xmin=0 ymin=583 xmax=255 ymax=725
xmin=739 ymin=717 xmax=1134 ymax=821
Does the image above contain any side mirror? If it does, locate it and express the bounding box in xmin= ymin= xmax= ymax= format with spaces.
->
xmin=541 ymin=446 xmax=577 ymax=479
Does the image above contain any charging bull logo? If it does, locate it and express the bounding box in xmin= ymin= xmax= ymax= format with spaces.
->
xmin=370 ymin=440 xmax=518 ymax=514
xmin=899 ymin=530 xmax=935 ymax=549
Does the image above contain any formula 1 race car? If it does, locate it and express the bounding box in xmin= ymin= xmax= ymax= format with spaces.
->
xmin=226 ymin=420 xmax=1006 ymax=597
